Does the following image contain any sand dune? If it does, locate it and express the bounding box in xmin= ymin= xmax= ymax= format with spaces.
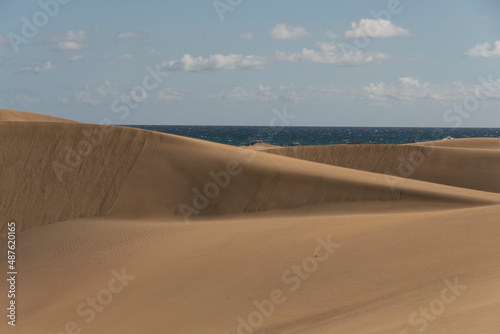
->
xmin=0 ymin=121 xmax=161 ymax=234
xmin=1 ymin=109 xmax=499 ymax=334
xmin=110 ymin=133 xmax=500 ymax=222
xmin=266 ymin=142 xmax=500 ymax=193
xmin=0 ymin=108 xmax=75 ymax=122
xmin=414 ymin=137 xmax=500 ymax=149
xmin=11 ymin=205 xmax=500 ymax=334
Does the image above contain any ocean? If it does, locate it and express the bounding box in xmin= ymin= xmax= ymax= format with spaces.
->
xmin=124 ymin=126 xmax=500 ymax=147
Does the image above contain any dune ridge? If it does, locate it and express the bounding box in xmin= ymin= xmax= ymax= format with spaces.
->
xmin=266 ymin=141 xmax=500 ymax=193
xmin=109 ymin=134 xmax=500 ymax=222
xmin=2 ymin=116 xmax=498 ymax=235
xmin=1 ymin=109 xmax=499 ymax=334
xmin=0 ymin=108 xmax=75 ymax=122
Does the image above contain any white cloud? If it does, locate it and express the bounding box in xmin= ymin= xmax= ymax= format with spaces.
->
xmin=149 ymin=48 xmax=159 ymax=56
xmin=216 ymin=84 xmax=277 ymax=103
xmin=74 ymin=89 xmax=98 ymax=105
xmin=48 ymin=30 xmax=88 ymax=51
xmin=162 ymin=54 xmax=267 ymax=72
xmin=56 ymin=96 xmax=71 ymax=104
xmin=209 ymin=84 xmax=339 ymax=104
xmin=115 ymin=54 xmax=134 ymax=61
xmin=209 ymin=78 xmax=500 ymax=106
xmin=53 ymin=41 xmax=85 ymax=51
xmin=19 ymin=61 xmax=56 ymax=75
xmin=15 ymin=94 xmax=41 ymax=104
xmin=273 ymin=41 xmax=388 ymax=66
xmin=162 ymin=40 xmax=388 ymax=72
xmin=46 ymin=30 xmax=88 ymax=51
xmin=364 ymin=77 xmax=435 ymax=102
xmin=240 ymin=32 xmax=253 ymax=40
xmin=39 ymin=61 xmax=56 ymax=71
xmin=269 ymin=23 xmax=309 ymax=40
xmin=361 ymin=77 xmax=494 ymax=104
xmin=325 ymin=30 xmax=340 ymax=39
xmin=157 ymin=88 xmax=183 ymax=101
xmin=47 ymin=30 xmax=88 ymax=42
xmin=465 ymin=41 xmax=500 ymax=58
xmin=70 ymin=55 xmax=83 ymax=62
xmin=102 ymin=54 xmax=110 ymax=60
xmin=74 ymin=81 xmax=120 ymax=105
xmin=116 ymin=31 xmax=146 ymax=40
xmin=345 ymin=19 xmax=409 ymax=39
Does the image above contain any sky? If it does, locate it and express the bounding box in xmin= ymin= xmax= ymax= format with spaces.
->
xmin=1 ymin=0 xmax=499 ymax=127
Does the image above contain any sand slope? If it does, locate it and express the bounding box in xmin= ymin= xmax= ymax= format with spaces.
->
xmin=1 ymin=110 xmax=499 ymax=334
xmin=109 ymin=131 xmax=500 ymax=220
xmin=266 ymin=141 xmax=500 ymax=193
xmin=0 ymin=122 xmax=160 ymax=234
xmin=8 ymin=205 xmax=500 ymax=334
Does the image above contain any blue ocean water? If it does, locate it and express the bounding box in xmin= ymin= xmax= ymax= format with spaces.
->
xmin=124 ymin=125 xmax=500 ymax=147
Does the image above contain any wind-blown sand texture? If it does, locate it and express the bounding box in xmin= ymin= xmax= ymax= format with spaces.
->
xmin=1 ymin=109 xmax=499 ymax=334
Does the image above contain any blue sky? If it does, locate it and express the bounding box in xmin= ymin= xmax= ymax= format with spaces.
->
xmin=1 ymin=0 xmax=499 ymax=126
